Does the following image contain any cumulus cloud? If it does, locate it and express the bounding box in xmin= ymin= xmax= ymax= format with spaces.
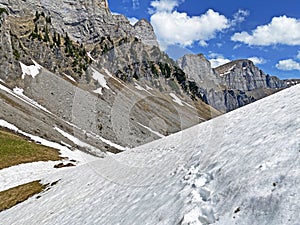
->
xmin=208 ymin=53 xmax=231 ymax=68
xmin=149 ymin=0 xmax=181 ymax=13
xmin=248 ymin=57 xmax=266 ymax=65
xmin=231 ymin=15 xmax=300 ymax=46
xmin=276 ymin=59 xmax=300 ymax=71
xmin=150 ymin=1 xmax=230 ymax=50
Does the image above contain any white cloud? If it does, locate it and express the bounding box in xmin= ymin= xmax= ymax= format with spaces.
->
xmin=132 ymin=0 xmax=140 ymax=9
xmin=231 ymin=9 xmax=249 ymax=26
xmin=128 ymin=17 xmax=139 ymax=25
xmin=150 ymin=8 xmax=230 ymax=50
xmin=149 ymin=0 xmax=181 ymax=13
xmin=232 ymin=15 xmax=300 ymax=46
xmin=208 ymin=53 xmax=231 ymax=68
xmin=297 ymin=51 xmax=300 ymax=59
xmin=276 ymin=59 xmax=300 ymax=71
xmin=248 ymin=57 xmax=266 ymax=65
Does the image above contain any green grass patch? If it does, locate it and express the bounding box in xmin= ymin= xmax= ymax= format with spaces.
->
xmin=0 ymin=128 xmax=62 ymax=169
xmin=0 ymin=180 xmax=45 ymax=212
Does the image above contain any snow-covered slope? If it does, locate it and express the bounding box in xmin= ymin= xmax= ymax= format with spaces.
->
xmin=1 ymin=85 xmax=300 ymax=225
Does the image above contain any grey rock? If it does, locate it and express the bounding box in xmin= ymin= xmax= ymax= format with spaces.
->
xmin=215 ymin=60 xmax=287 ymax=91
xmin=177 ymin=56 xmax=288 ymax=112
xmin=177 ymin=54 xmax=224 ymax=90
xmin=0 ymin=0 xmax=158 ymax=46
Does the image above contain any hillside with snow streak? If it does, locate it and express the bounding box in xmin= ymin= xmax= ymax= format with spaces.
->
xmin=1 ymin=85 xmax=300 ymax=224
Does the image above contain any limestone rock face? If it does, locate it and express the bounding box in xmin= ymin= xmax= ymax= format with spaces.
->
xmin=177 ymin=54 xmax=224 ymax=90
xmin=0 ymin=0 xmax=158 ymax=46
xmin=177 ymin=56 xmax=287 ymax=112
xmin=133 ymin=19 xmax=159 ymax=47
xmin=215 ymin=60 xmax=287 ymax=91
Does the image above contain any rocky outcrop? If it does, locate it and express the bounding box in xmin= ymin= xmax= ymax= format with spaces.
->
xmin=133 ymin=19 xmax=159 ymax=47
xmin=176 ymin=54 xmax=225 ymax=90
xmin=283 ymin=78 xmax=300 ymax=87
xmin=177 ymin=55 xmax=288 ymax=112
xmin=215 ymin=60 xmax=287 ymax=91
xmin=0 ymin=0 xmax=158 ymax=47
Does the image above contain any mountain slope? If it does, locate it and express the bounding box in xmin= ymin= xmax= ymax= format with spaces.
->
xmin=0 ymin=2 xmax=220 ymax=154
xmin=1 ymin=84 xmax=299 ymax=224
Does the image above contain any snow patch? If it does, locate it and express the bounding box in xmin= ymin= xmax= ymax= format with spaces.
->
xmin=184 ymin=101 xmax=197 ymax=109
xmin=13 ymin=87 xmax=52 ymax=114
xmin=92 ymin=68 xmax=110 ymax=90
xmin=135 ymin=83 xmax=146 ymax=91
xmin=0 ymin=84 xmax=51 ymax=115
xmin=136 ymin=122 xmax=165 ymax=138
xmin=0 ymin=119 xmax=97 ymax=163
xmin=134 ymin=83 xmax=152 ymax=94
xmin=54 ymin=127 xmax=105 ymax=156
xmin=169 ymin=93 xmax=184 ymax=106
xmin=0 ymin=119 xmax=18 ymax=131
xmin=0 ymin=119 xmax=99 ymax=191
xmin=93 ymin=88 xmax=103 ymax=95
xmin=219 ymin=71 xmax=231 ymax=77
xmin=87 ymin=131 xmax=126 ymax=151
xmin=92 ymin=68 xmax=110 ymax=95
xmin=229 ymin=65 xmax=236 ymax=71
xmin=87 ymin=52 xmax=97 ymax=62
xmin=0 ymin=161 xmax=60 ymax=192
xmin=63 ymin=73 xmax=76 ymax=83
xmin=20 ymin=60 xmax=42 ymax=79
xmin=145 ymin=85 xmax=153 ymax=90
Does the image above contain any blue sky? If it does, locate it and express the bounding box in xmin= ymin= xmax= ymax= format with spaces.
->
xmin=109 ymin=0 xmax=300 ymax=79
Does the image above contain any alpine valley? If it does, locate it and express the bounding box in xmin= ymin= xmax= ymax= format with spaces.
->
xmin=0 ymin=1 xmax=299 ymax=225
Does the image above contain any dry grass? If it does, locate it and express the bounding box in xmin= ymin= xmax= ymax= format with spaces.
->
xmin=0 ymin=180 xmax=45 ymax=212
xmin=0 ymin=128 xmax=62 ymax=169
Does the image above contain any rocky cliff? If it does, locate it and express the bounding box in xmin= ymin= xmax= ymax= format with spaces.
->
xmin=177 ymin=55 xmax=288 ymax=112
xmin=215 ymin=60 xmax=286 ymax=91
xmin=0 ymin=0 xmax=158 ymax=47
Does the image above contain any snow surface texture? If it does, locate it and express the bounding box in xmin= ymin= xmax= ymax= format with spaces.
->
xmin=0 ymin=85 xmax=300 ymax=225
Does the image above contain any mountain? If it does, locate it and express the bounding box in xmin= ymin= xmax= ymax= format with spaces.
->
xmin=0 ymin=0 xmax=295 ymax=156
xmin=0 ymin=1 xmax=220 ymax=155
xmin=1 ymin=82 xmax=299 ymax=224
xmin=177 ymin=55 xmax=288 ymax=112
